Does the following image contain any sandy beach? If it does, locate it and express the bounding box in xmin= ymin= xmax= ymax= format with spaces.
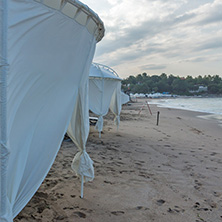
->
xmin=15 ymin=99 xmax=222 ymax=222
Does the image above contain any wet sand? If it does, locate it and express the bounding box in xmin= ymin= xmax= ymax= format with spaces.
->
xmin=15 ymin=99 xmax=222 ymax=222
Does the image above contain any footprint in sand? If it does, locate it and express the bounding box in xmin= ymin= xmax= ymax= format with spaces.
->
xmin=55 ymin=215 xmax=67 ymax=220
xmin=73 ymin=211 xmax=86 ymax=218
xmin=44 ymin=179 xmax=58 ymax=189
xmin=135 ymin=162 xmax=143 ymax=166
xmin=111 ymin=211 xmax=125 ymax=216
xmin=138 ymin=173 xmax=150 ymax=179
xmin=167 ymin=208 xmax=180 ymax=213
xmin=55 ymin=192 xmax=64 ymax=199
xmin=190 ymin=127 xmax=204 ymax=135
xmin=103 ymin=180 xmax=114 ymax=184
xmin=167 ymin=206 xmax=185 ymax=213
xmin=35 ymin=191 xmax=48 ymax=199
xmin=193 ymin=202 xmax=210 ymax=212
xmin=213 ymin=191 xmax=221 ymax=197
xmin=194 ymin=180 xmax=202 ymax=190
xmin=135 ymin=206 xmax=149 ymax=210
xmin=156 ymin=199 xmax=166 ymax=206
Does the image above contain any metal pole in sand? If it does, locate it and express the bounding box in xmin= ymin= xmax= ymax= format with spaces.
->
xmin=81 ymin=175 xmax=84 ymax=198
xmin=156 ymin=111 xmax=160 ymax=125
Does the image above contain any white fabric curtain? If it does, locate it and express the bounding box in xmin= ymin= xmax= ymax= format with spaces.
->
xmin=0 ymin=1 xmax=97 ymax=221
xmin=67 ymin=60 xmax=95 ymax=183
xmin=109 ymin=81 xmax=122 ymax=129
xmin=0 ymin=0 xmax=9 ymax=220
xmin=89 ymin=78 xmax=118 ymax=136
xmin=121 ymin=92 xmax=130 ymax=105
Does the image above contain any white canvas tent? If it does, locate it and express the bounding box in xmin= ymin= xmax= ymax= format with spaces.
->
xmin=89 ymin=63 xmax=122 ymax=137
xmin=67 ymin=63 xmax=121 ymax=197
xmin=0 ymin=0 xmax=104 ymax=221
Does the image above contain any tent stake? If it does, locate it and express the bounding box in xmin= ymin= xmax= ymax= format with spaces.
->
xmin=80 ymin=175 xmax=84 ymax=198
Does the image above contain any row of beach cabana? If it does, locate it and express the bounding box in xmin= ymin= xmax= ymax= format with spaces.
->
xmin=0 ymin=0 xmax=129 ymax=221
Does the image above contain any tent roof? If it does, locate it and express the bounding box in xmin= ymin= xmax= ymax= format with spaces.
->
xmin=89 ymin=63 xmax=122 ymax=80
xmin=34 ymin=0 xmax=105 ymax=42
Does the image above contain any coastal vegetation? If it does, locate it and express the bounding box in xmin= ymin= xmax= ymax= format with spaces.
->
xmin=121 ymin=73 xmax=222 ymax=95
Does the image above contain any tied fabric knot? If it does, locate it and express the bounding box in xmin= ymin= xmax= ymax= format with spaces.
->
xmin=114 ymin=115 xmax=120 ymax=126
xmin=71 ymin=150 xmax=94 ymax=182
xmin=95 ymin=115 xmax=103 ymax=135
xmin=114 ymin=115 xmax=120 ymax=131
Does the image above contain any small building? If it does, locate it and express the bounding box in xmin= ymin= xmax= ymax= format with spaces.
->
xmin=198 ymin=86 xmax=208 ymax=92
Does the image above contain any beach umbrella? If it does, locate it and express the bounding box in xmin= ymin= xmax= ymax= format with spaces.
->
xmin=0 ymin=0 xmax=104 ymax=221
xmin=89 ymin=63 xmax=122 ymax=137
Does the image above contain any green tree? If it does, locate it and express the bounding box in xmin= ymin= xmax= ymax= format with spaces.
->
xmin=172 ymin=78 xmax=188 ymax=94
xmin=122 ymin=73 xmax=221 ymax=95
xmin=157 ymin=80 xmax=169 ymax=92
xmin=128 ymin=75 xmax=136 ymax=84
xmin=151 ymin=75 xmax=161 ymax=83
xmin=208 ymin=83 xmax=220 ymax=94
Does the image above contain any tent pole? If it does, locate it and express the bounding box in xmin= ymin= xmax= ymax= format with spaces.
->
xmin=0 ymin=0 xmax=8 ymax=218
xmin=80 ymin=175 xmax=84 ymax=198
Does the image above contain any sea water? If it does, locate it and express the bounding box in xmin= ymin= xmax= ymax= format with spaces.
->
xmin=149 ymin=97 xmax=222 ymax=114
xmin=148 ymin=97 xmax=222 ymax=127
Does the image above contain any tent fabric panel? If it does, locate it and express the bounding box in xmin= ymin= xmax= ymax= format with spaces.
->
xmin=110 ymin=81 xmax=122 ymax=127
xmin=89 ymin=78 xmax=118 ymax=133
xmin=0 ymin=0 xmax=10 ymax=220
xmin=121 ymin=92 xmax=130 ymax=105
xmin=89 ymin=79 xmax=118 ymax=116
xmin=67 ymin=43 xmax=95 ymax=182
xmin=0 ymin=1 xmax=98 ymax=220
xmin=35 ymin=0 xmax=105 ymax=42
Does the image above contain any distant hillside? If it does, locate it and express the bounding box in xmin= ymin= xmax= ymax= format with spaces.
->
xmin=122 ymin=73 xmax=222 ymax=95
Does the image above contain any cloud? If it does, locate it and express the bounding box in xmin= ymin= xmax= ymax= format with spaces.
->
xmin=96 ymin=11 xmax=197 ymax=58
xmin=199 ymin=10 xmax=222 ymax=25
xmin=195 ymin=38 xmax=222 ymax=51
xmin=140 ymin=64 xmax=167 ymax=70
xmin=83 ymin=0 xmax=222 ymax=77
xmin=183 ymin=0 xmax=222 ymax=26
xmin=179 ymin=53 xmax=222 ymax=64
xmin=179 ymin=56 xmax=208 ymax=63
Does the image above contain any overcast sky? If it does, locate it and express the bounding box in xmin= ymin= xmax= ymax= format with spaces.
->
xmin=83 ymin=0 xmax=222 ymax=79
